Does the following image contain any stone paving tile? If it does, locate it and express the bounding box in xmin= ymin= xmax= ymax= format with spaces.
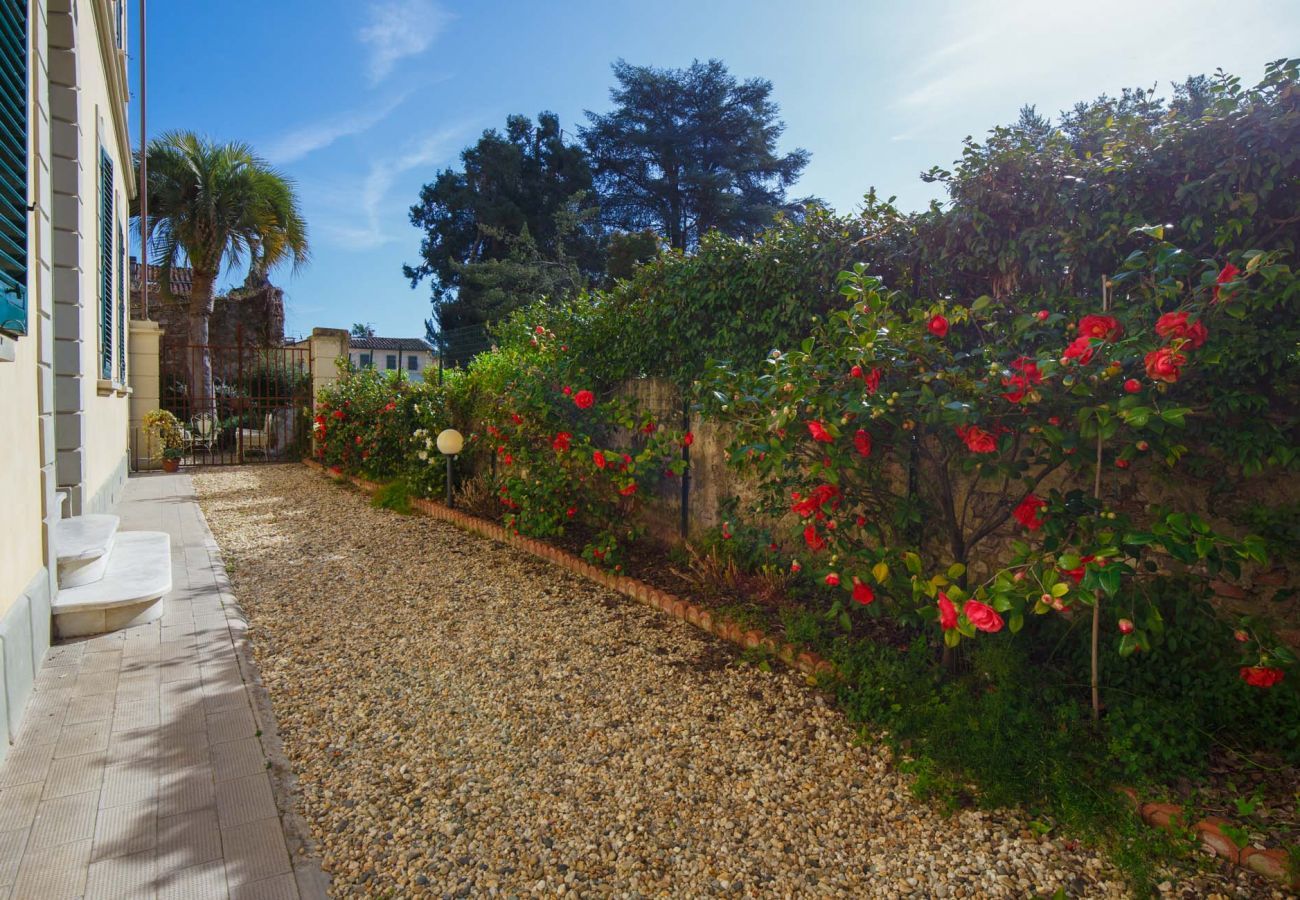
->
xmin=0 ymin=743 xmax=54 ymax=788
xmin=53 ymin=719 xmax=111 ymax=758
xmin=157 ymin=858 xmax=229 ymax=900
xmin=215 ymin=773 xmax=277 ymax=829
xmin=210 ymin=739 xmax=265 ymax=784
xmin=84 ymin=848 xmax=156 ymax=899
xmin=41 ymin=751 xmax=107 ymax=800
xmin=222 ymin=817 xmax=291 ymax=887
xmin=0 ymin=826 xmax=29 ymax=888
xmin=9 ymin=836 xmax=92 ymax=899
xmin=91 ymin=800 xmax=157 ymax=861
xmin=231 ymin=872 xmax=299 ymax=900
xmin=0 ymin=784 xmax=43 ymax=833
xmin=158 ymin=765 xmax=215 ymax=819
xmin=27 ymin=789 xmax=99 ymax=849
xmin=100 ymin=762 xmax=158 ymax=809
xmin=157 ymin=807 xmax=222 ymax=870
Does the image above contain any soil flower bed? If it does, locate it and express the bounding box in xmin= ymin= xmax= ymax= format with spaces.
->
xmin=194 ymin=464 xmax=1286 ymax=898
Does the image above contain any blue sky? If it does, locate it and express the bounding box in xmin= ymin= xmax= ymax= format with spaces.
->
xmin=131 ymin=0 xmax=1300 ymax=340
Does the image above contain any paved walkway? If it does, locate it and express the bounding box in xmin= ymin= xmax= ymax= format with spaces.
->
xmin=0 ymin=472 xmax=326 ymax=900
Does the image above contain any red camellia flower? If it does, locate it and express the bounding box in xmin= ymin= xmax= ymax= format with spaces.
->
xmin=1077 ymin=314 xmax=1123 ymax=341
xmin=562 ymin=385 xmax=573 ymax=396
xmin=825 ymin=573 xmax=841 ymax=587
xmin=938 ymin=592 xmax=958 ymax=630
xmin=1036 ymin=310 xmax=1050 ymax=321
xmin=573 ymin=389 xmax=595 ymax=409
xmin=1154 ymin=311 xmax=1208 ymax=349
xmin=864 ymin=367 xmax=882 ymax=395
xmin=1239 ymin=666 xmax=1284 ymax=689
xmin=619 ymin=483 xmax=638 ymax=497
xmin=850 ymin=364 xmax=863 ymax=379
xmin=552 ymin=432 xmax=571 ymax=452
xmin=1062 ymin=335 xmax=1096 ymax=365
xmin=511 ymin=413 xmax=524 ymax=425
xmin=962 ymin=599 xmax=1004 ymax=633
xmin=331 ymin=409 xmax=344 ymax=420
xmin=642 ymin=420 xmax=656 ymax=434
xmin=807 ymin=420 xmax=834 ymax=443
xmin=1214 ymin=263 xmax=1240 ymax=303
xmin=790 ymin=560 xmax=802 ymax=573
xmin=852 ymin=580 xmax=875 ymax=605
xmin=682 ymin=432 xmax=695 ymax=447
xmin=792 ymin=484 xmax=839 ymax=518
xmin=566 ymin=507 xmax=576 ymax=518
xmin=855 ymin=515 xmax=867 ymax=528
xmin=803 ymin=524 xmax=827 ymax=553
xmin=1001 ymin=356 xmax=1043 ymax=402
xmin=1013 ymin=494 xmax=1047 ymax=531
xmin=854 ymin=428 xmax=873 ymax=458
xmin=956 ymin=425 xmax=997 ymax=454
xmin=1144 ymin=347 xmax=1187 ymax=383
xmin=593 ymin=450 xmax=607 ymax=469
xmin=502 ymin=453 xmax=513 ymax=465
xmin=927 ymin=314 xmax=949 ymax=338
xmin=1118 ymin=618 xmax=1135 ymax=634
xmin=1123 ymin=378 xmax=1141 ymax=394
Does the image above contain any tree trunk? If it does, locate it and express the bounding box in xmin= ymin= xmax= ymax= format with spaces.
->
xmin=189 ymin=270 xmax=217 ymax=419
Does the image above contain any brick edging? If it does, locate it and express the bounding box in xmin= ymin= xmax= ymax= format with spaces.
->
xmin=301 ymin=459 xmax=1297 ymax=890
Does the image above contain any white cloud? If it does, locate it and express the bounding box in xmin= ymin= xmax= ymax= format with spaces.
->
xmin=890 ymin=0 xmax=1294 ymax=123
xmin=264 ymin=92 xmax=411 ymax=165
xmin=359 ymin=0 xmax=450 ymax=85
xmin=315 ymin=127 xmax=464 ymax=251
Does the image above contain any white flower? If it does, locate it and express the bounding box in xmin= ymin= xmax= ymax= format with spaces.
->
xmin=417 ymin=450 xmax=428 ymax=461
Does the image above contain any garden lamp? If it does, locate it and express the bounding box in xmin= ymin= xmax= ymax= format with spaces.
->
xmin=436 ymin=428 xmax=464 ymax=507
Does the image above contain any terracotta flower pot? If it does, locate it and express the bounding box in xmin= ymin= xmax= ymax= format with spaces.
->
xmin=162 ymin=458 xmax=180 ymax=473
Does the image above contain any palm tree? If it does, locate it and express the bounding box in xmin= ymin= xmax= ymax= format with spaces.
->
xmin=138 ymin=131 xmax=308 ymax=415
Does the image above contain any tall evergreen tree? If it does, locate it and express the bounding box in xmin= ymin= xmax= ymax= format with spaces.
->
xmin=581 ymin=59 xmax=809 ymax=251
xmin=404 ymin=112 xmax=601 ymax=339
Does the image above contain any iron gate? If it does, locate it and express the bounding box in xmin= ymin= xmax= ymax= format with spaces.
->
xmin=146 ymin=328 xmax=312 ymax=467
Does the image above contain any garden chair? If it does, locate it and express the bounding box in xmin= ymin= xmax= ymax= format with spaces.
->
xmin=188 ymin=413 xmax=218 ymax=455
xmin=237 ymin=413 xmax=275 ymax=462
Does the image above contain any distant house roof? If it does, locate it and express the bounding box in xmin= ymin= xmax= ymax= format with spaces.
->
xmin=129 ymin=257 xmax=193 ymax=298
xmin=349 ymin=336 xmax=433 ymax=352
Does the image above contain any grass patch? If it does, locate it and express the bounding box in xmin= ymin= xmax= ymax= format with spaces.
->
xmin=371 ymin=478 xmax=414 ymax=514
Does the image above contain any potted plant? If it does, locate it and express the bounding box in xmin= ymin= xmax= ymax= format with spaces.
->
xmin=143 ymin=409 xmax=185 ymax=472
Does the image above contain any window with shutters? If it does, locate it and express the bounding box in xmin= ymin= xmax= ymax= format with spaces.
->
xmin=386 ymin=354 xmax=397 ymax=370
xmin=99 ymin=149 xmax=114 ymax=380
xmin=0 ymin=0 xmax=28 ymax=338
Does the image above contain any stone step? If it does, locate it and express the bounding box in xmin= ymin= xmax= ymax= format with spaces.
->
xmin=53 ymin=514 xmax=121 ymax=588
xmin=53 ymin=531 xmax=173 ymax=638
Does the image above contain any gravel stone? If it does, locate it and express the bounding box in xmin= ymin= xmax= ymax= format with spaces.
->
xmin=194 ymin=465 xmax=1286 ymax=898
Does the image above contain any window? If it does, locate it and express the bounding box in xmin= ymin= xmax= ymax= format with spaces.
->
xmin=407 ymin=355 xmax=418 ymax=371
xmin=386 ymin=354 xmax=397 ymax=370
xmin=99 ymin=149 xmax=114 ymax=380
xmin=359 ymin=353 xmax=371 ymax=367
xmin=0 ymin=0 xmax=28 ymax=338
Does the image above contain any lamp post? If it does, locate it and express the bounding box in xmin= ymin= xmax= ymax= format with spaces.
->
xmin=436 ymin=428 xmax=463 ymax=507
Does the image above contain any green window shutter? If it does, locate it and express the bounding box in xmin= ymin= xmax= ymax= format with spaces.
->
xmin=117 ymin=224 xmax=125 ymax=382
xmin=0 ymin=0 xmax=27 ymax=337
xmin=99 ymin=149 xmax=113 ymax=379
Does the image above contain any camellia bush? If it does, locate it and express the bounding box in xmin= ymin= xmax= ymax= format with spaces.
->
xmin=466 ymin=324 xmax=687 ymax=568
xmin=314 ymin=364 xmax=463 ymax=492
xmin=702 ymin=235 xmax=1294 ymax=715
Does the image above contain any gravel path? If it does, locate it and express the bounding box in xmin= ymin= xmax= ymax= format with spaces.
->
xmin=193 ymin=465 xmax=1280 ymax=899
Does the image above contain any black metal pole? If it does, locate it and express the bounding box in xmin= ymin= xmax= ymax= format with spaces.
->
xmin=445 ymin=455 xmax=454 ymax=508
xmin=679 ymin=398 xmax=690 ymax=539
